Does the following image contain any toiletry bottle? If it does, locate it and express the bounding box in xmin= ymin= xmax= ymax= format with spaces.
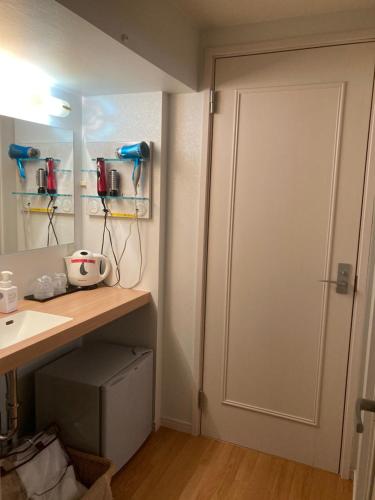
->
xmin=0 ymin=271 xmax=18 ymax=313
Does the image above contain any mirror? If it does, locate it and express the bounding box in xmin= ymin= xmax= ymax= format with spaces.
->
xmin=0 ymin=116 xmax=74 ymax=254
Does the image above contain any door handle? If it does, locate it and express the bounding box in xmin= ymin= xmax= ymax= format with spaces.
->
xmin=356 ymin=398 xmax=375 ymax=433
xmin=319 ymin=263 xmax=351 ymax=294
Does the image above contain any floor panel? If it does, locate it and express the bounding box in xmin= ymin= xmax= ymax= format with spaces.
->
xmin=111 ymin=428 xmax=353 ymax=500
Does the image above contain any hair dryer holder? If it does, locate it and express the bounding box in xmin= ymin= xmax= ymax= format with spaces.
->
xmin=82 ymin=141 xmax=152 ymax=220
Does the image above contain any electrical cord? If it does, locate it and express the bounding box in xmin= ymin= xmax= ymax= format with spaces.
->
xmin=22 ymin=201 xmax=32 ymax=250
xmin=50 ymin=206 xmax=58 ymax=244
xmin=101 ymin=193 xmax=143 ymax=289
xmin=100 ymin=197 xmax=107 ymax=255
xmin=100 ymin=197 xmax=120 ymax=284
xmin=117 ymin=196 xmax=143 ymax=289
xmin=116 ymin=222 xmax=133 ymax=270
xmin=46 ymin=197 xmax=52 ymax=246
xmin=46 ymin=196 xmax=59 ymax=246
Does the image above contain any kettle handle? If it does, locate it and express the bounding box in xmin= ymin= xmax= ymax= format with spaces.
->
xmin=93 ymin=253 xmax=111 ymax=281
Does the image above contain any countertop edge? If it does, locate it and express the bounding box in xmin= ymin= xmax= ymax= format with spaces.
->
xmin=0 ymin=289 xmax=151 ymax=374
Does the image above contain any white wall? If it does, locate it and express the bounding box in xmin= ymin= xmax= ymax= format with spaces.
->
xmin=0 ymin=117 xmax=17 ymax=254
xmin=81 ymin=92 xmax=166 ymax=294
xmin=78 ymin=91 xmax=203 ymax=433
xmin=161 ymin=93 xmax=204 ymax=430
xmin=80 ymin=92 xmax=204 ymax=432
xmin=81 ymin=92 xmax=168 ymax=428
xmin=56 ymin=0 xmax=200 ymax=91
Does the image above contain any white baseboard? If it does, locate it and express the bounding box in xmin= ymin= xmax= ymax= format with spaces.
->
xmin=353 ymin=468 xmax=358 ymax=500
xmin=160 ymin=417 xmax=192 ymax=434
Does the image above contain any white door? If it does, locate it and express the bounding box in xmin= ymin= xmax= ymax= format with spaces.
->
xmin=202 ymin=43 xmax=375 ymax=473
xmin=355 ymin=233 xmax=375 ymax=499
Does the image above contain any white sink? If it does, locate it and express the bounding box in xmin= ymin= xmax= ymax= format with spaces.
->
xmin=0 ymin=310 xmax=72 ymax=350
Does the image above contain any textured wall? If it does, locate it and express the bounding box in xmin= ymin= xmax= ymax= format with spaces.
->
xmin=81 ymin=92 xmax=168 ymax=427
xmin=82 ymin=92 xmax=165 ymax=298
xmin=161 ymin=93 xmax=204 ymax=428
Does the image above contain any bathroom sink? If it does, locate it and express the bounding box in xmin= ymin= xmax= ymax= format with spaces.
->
xmin=0 ymin=310 xmax=72 ymax=350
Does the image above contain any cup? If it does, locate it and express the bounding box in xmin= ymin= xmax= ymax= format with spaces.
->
xmin=32 ymin=275 xmax=54 ymax=300
xmin=52 ymin=273 xmax=68 ymax=296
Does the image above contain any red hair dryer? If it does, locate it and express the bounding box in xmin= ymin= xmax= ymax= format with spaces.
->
xmin=46 ymin=158 xmax=57 ymax=194
xmin=96 ymin=158 xmax=107 ymax=197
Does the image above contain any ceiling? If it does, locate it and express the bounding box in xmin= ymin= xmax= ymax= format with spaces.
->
xmin=171 ymin=0 xmax=375 ymax=29
xmin=2 ymin=0 xmax=375 ymax=97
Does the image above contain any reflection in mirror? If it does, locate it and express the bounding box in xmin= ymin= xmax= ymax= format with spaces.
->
xmin=0 ymin=117 xmax=74 ymax=254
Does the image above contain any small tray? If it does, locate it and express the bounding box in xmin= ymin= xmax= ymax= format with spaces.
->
xmin=24 ymin=285 xmax=81 ymax=302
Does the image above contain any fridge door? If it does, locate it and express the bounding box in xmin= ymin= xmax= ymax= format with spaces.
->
xmin=101 ymin=352 xmax=153 ymax=470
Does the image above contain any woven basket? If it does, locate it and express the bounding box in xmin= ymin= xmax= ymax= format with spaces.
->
xmin=67 ymin=448 xmax=116 ymax=500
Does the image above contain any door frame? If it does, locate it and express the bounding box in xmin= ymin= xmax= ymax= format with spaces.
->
xmin=354 ymin=229 xmax=375 ymax=498
xmin=192 ymin=29 xmax=375 ymax=480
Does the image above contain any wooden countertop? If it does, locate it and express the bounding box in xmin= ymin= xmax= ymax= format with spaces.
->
xmin=0 ymin=287 xmax=151 ymax=374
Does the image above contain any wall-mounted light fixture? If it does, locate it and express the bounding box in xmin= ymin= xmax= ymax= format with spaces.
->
xmin=46 ymin=96 xmax=71 ymax=118
xmin=33 ymin=95 xmax=72 ymax=118
xmin=0 ymin=50 xmax=71 ymax=123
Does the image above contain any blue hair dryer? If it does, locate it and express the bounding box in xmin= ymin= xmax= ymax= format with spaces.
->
xmin=8 ymin=144 xmax=40 ymax=179
xmin=116 ymin=142 xmax=150 ymax=194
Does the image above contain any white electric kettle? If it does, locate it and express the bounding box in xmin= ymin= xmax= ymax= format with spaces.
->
xmin=65 ymin=250 xmax=111 ymax=287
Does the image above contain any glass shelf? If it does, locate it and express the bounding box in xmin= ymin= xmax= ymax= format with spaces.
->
xmin=81 ymin=194 xmax=149 ymax=201
xmin=90 ymin=158 xmax=133 ymax=162
xmin=20 ymin=158 xmax=61 ymax=162
xmin=12 ymin=192 xmax=72 ymax=197
xmin=55 ymin=169 xmax=72 ymax=173
xmin=82 ymin=167 xmax=139 ymax=172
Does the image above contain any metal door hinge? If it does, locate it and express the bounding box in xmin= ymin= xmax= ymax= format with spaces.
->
xmin=209 ymin=90 xmax=216 ymax=115
xmin=354 ymin=275 xmax=358 ymax=295
xmin=198 ymin=389 xmax=204 ymax=409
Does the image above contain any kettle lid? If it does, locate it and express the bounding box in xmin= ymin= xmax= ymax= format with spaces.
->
xmin=71 ymin=249 xmax=95 ymax=259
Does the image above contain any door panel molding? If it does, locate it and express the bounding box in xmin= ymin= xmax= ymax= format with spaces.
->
xmin=221 ymin=83 xmax=346 ymax=426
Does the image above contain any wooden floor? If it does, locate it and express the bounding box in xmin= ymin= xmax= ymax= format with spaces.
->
xmin=111 ymin=427 xmax=353 ymax=500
